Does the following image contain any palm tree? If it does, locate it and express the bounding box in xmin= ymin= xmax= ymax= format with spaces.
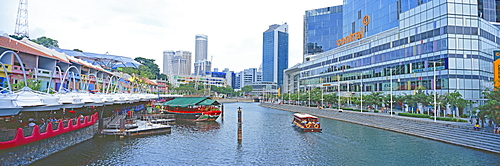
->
xmin=478 ymin=88 xmax=500 ymax=126
xmin=407 ymin=90 xmax=432 ymax=114
xmin=364 ymin=92 xmax=384 ymax=111
xmin=444 ymin=91 xmax=472 ymax=117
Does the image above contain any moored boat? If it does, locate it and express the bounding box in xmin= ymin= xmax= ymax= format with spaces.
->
xmin=292 ymin=113 xmax=322 ymax=132
xmin=162 ymin=97 xmax=221 ymax=121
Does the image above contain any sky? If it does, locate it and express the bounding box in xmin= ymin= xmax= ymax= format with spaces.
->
xmin=0 ymin=0 xmax=342 ymax=73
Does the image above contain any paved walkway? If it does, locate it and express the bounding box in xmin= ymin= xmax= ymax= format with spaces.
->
xmin=260 ymin=103 xmax=500 ymax=154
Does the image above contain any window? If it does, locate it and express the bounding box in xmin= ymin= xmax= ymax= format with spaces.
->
xmin=352 ymin=22 xmax=356 ymax=33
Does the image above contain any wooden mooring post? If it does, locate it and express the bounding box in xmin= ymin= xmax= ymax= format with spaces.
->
xmin=221 ymin=104 xmax=224 ymax=122
xmin=237 ymin=107 xmax=242 ymax=143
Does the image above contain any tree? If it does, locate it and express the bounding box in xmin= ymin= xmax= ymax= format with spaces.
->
xmin=364 ymin=92 xmax=384 ymax=111
xmin=133 ymin=57 xmax=160 ymax=79
xmin=478 ymin=88 xmax=500 ymax=126
xmin=407 ymin=90 xmax=432 ymax=114
xmin=444 ymin=91 xmax=472 ymax=117
xmin=9 ymin=35 xmax=23 ymax=40
xmin=31 ymin=36 xmax=59 ymax=48
xmin=241 ymin=86 xmax=253 ymax=95
xmin=73 ymin=49 xmax=83 ymax=52
xmin=173 ymin=82 xmax=198 ymax=95
xmin=11 ymin=72 xmax=41 ymax=91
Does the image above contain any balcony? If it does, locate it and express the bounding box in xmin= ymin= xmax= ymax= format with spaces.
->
xmin=68 ymin=72 xmax=81 ymax=80
xmin=36 ymin=68 xmax=52 ymax=78
xmin=0 ymin=64 xmax=12 ymax=73
xmin=11 ymin=65 xmax=33 ymax=75
xmin=53 ymin=70 xmax=65 ymax=79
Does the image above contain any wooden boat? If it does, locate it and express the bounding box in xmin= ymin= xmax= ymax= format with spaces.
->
xmin=292 ymin=113 xmax=322 ymax=132
xmin=162 ymin=97 xmax=221 ymax=121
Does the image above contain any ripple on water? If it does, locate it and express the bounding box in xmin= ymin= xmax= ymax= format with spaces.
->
xmin=31 ymin=103 xmax=500 ymax=165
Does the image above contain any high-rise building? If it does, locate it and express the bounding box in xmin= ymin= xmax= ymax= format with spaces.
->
xmin=262 ymin=23 xmax=288 ymax=87
xmin=163 ymin=50 xmax=175 ymax=75
xmin=195 ymin=34 xmax=211 ymax=75
xmin=295 ymin=0 xmax=500 ymax=113
xmin=163 ymin=50 xmax=192 ymax=76
xmin=237 ymin=68 xmax=262 ymax=89
xmin=304 ymin=6 xmax=343 ymax=59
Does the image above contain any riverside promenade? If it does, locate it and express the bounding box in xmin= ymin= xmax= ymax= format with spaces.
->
xmin=260 ymin=103 xmax=500 ymax=154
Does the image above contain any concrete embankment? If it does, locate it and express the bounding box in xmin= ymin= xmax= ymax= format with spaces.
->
xmin=217 ymin=98 xmax=256 ymax=103
xmin=260 ymin=103 xmax=500 ymax=154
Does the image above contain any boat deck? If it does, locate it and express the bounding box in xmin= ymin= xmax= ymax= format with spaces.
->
xmin=100 ymin=120 xmax=171 ymax=136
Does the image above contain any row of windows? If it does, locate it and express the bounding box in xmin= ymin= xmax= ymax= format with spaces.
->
xmin=303 ymin=73 xmax=488 ymax=93
xmin=479 ymin=28 xmax=500 ymax=45
xmin=301 ymin=25 xmax=482 ymax=71
xmin=301 ymin=39 xmax=448 ymax=77
xmin=319 ymin=78 xmax=446 ymax=92
xmin=302 ymin=56 xmax=445 ymax=83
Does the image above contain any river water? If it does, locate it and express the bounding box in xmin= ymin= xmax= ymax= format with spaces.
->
xmin=32 ymin=103 xmax=500 ymax=165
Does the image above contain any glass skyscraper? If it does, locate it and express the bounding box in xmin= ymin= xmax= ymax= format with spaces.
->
xmin=285 ymin=0 xmax=500 ymax=114
xmin=195 ymin=34 xmax=210 ymax=75
xmin=304 ymin=6 xmax=343 ymax=58
xmin=262 ymin=23 xmax=289 ymax=87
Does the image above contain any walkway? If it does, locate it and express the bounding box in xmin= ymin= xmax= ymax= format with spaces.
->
xmin=259 ymin=103 xmax=500 ymax=154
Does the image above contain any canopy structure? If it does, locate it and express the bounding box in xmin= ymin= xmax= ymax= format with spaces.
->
xmin=198 ymin=99 xmax=219 ymax=106
xmin=162 ymin=97 xmax=219 ymax=107
xmin=53 ymin=48 xmax=141 ymax=69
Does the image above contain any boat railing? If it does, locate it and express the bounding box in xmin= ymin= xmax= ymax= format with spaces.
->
xmin=0 ymin=113 xmax=99 ymax=150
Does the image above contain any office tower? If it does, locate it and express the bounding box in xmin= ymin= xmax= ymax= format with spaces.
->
xmin=304 ymin=6 xmax=343 ymax=58
xmin=163 ymin=50 xmax=192 ymax=76
xmin=262 ymin=23 xmax=288 ymax=87
xmin=297 ymin=0 xmax=500 ymax=111
xmin=163 ymin=50 xmax=175 ymax=75
xmin=194 ymin=34 xmax=210 ymax=75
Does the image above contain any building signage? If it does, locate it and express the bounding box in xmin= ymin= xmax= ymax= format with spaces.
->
xmin=494 ymin=51 xmax=500 ymax=90
xmin=336 ymin=15 xmax=370 ymax=46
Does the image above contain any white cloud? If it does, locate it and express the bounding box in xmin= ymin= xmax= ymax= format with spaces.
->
xmin=0 ymin=0 xmax=343 ymax=72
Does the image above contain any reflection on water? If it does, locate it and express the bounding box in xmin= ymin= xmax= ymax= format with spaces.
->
xmin=175 ymin=120 xmax=220 ymax=132
xmin=32 ymin=103 xmax=500 ymax=165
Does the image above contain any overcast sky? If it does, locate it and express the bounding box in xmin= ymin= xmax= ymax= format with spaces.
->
xmin=0 ymin=0 xmax=342 ymax=73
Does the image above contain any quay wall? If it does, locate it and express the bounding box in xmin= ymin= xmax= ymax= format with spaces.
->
xmin=260 ymin=103 xmax=500 ymax=154
xmin=217 ymin=98 xmax=255 ymax=103
xmin=0 ymin=123 xmax=98 ymax=166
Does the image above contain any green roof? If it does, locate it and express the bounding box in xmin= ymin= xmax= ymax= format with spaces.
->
xmin=162 ymin=97 xmax=219 ymax=107
xmin=198 ymin=99 xmax=220 ymax=106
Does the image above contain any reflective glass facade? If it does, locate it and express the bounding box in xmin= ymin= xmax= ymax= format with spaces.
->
xmin=263 ymin=23 xmax=289 ymax=86
xmin=304 ymin=6 xmax=343 ymax=56
xmin=342 ymin=0 xmax=432 ymax=38
xmin=296 ymin=0 xmax=500 ymax=108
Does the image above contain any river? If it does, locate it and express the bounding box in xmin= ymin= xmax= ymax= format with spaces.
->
xmin=32 ymin=102 xmax=500 ymax=165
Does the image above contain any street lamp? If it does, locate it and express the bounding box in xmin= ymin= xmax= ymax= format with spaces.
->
xmin=297 ymin=83 xmax=300 ymax=106
xmin=308 ymin=85 xmax=311 ymax=107
xmin=321 ymin=85 xmax=324 ymax=108
xmin=389 ymin=67 xmax=393 ymax=116
xmin=288 ymin=90 xmax=291 ymax=105
xmin=360 ymin=72 xmax=363 ymax=113
xmin=338 ymin=75 xmax=341 ymax=111
xmin=431 ymin=60 xmax=443 ymax=122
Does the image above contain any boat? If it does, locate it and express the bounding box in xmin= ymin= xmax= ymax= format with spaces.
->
xmin=162 ymin=97 xmax=221 ymax=121
xmin=100 ymin=119 xmax=171 ymax=136
xmin=292 ymin=113 xmax=322 ymax=132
